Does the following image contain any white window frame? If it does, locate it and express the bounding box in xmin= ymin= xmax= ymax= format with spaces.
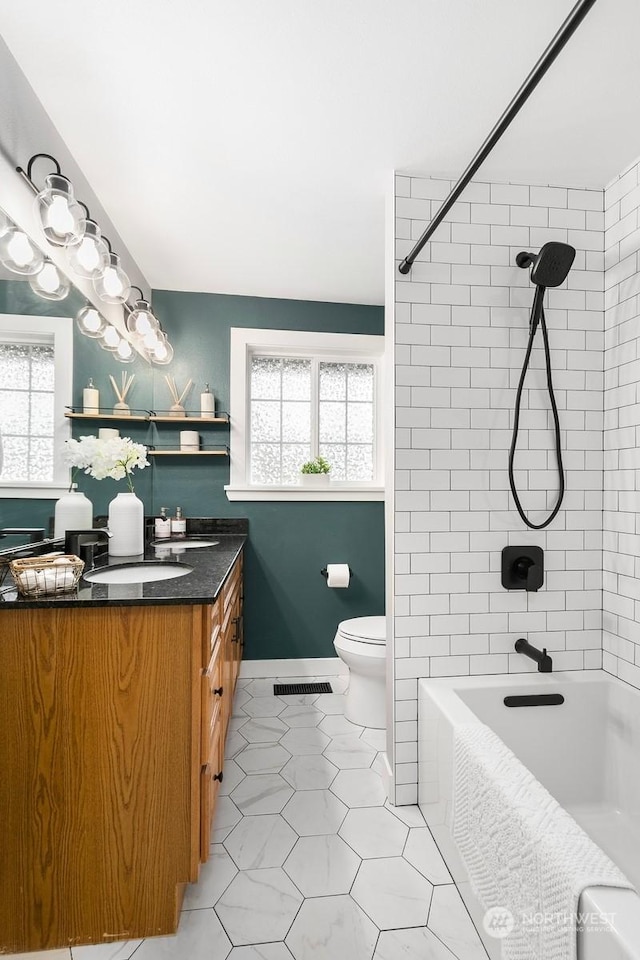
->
xmin=0 ymin=314 xmax=72 ymax=499
xmin=226 ymin=327 xmax=385 ymax=501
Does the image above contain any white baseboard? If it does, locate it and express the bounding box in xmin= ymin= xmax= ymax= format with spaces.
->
xmin=240 ymin=656 xmax=348 ymax=679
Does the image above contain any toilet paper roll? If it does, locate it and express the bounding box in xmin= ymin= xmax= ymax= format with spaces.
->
xmin=98 ymin=428 xmax=120 ymax=440
xmin=326 ymin=563 xmax=350 ymax=588
xmin=180 ymin=430 xmax=200 ymax=450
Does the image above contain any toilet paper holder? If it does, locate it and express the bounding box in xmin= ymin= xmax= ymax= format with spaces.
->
xmin=321 ymin=567 xmax=352 ymax=578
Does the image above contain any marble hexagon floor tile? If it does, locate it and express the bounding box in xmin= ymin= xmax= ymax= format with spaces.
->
xmin=359 ymin=727 xmax=387 ymax=751
xmin=317 ymin=714 xmax=363 ymax=737
xmin=239 ymin=717 xmax=289 ymax=743
xmin=230 ymin=774 xmax=294 ymax=815
xmin=283 ymin=834 xmax=361 ymax=896
xmin=281 ymin=789 xmax=348 ymax=836
xmin=133 ymin=907 xmax=232 ymax=960
xmin=241 ymin=697 xmax=287 ymax=718
xmin=339 ymin=806 xmax=409 ymax=858
xmin=314 ymin=693 xmax=347 ymax=714
xmin=278 ymin=705 xmax=323 ymax=728
xmin=351 ymin=856 xmax=433 ymax=930
xmin=235 ymin=743 xmax=291 ymax=775
xmin=323 ymin=734 xmax=376 ymax=770
xmin=279 ymin=726 xmax=331 ymax=756
xmin=212 ymin=796 xmax=244 ymax=843
xmin=224 ymin=814 xmax=298 ymax=870
xmin=225 ymin=730 xmax=249 ymax=759
xmin=428 ymin=885 xmax=489 ymax=960
xmin=372 ymin=926 xmax=458 ymax=960
xmin=219 ymin=759 xmax=246 ymax=796
xmin=330 ymin=768 xmax=387 ymax=808
xmin=71 ymin=943 xmax=142 ymax=960
xmin=286 ymin=895 xmax=378 ymax=960
xmin=280 ymin=754 xmax=339 ymax=790
xmin=215 ymin=868 xmax=303 ymax=946
xmin=183 ymin=844 xmax=238 ymax=909
xmin=227 ymin=945 xmax=295 ymax=960
xmin=403 ymin=827 xmax=453 ymax=885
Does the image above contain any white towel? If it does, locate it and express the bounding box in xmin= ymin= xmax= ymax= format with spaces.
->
xmin=452 ymin=722 xmax=632 ymax=960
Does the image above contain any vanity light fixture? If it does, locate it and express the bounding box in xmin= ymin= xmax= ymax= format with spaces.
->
xmin=126 ymin=286 xmax=159 ymax=337
xmin=28 ymin=259 xmax=71 ymax=301
xmin=115 ymin=338 xmax=136 ymax=363
xmin=100 ymin=324 xmax=123 ymax=352
xmin=0 ymin=226 xmax=45 ymax=275
xmin=93 ymin=248 xmax=131 ymax=305
xmin=150 ymin=333 xmax=174 ymax=365
xmin=17 ymin=154 xmax=86 ymax=248
xmin=76 ymin=304 xmax=108 ymax=338
xmin=67 ymin=204 xmax=110 ymax=280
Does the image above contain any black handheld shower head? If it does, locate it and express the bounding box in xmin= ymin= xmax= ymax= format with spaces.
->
xmin=516 ymin=241 xmax=576 ymax=287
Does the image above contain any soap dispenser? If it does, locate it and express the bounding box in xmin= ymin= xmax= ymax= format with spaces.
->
xmin=155 ymin=507 xmax=171 ymax=540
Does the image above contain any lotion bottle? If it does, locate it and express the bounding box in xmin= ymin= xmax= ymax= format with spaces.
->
xmin=171 ymin=506 xmax=186 ymax=539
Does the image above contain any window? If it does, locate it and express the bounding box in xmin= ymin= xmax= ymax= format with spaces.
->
xmin=0 ymin=315 xmax=72 ymax=498
xmin=228 ymin=328 xmax=384 ymax=501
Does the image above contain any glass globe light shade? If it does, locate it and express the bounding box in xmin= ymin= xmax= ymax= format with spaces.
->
xmin=100 ymin=324 xmax=122 ymax=352
xmin=126 ymin=299 xmax=159 ymax=338
xmin=76 ymin=305 xmax=108 ymax=338
xmin=115 ymin=338 xmax=136 ymax=363
xmin=151 ymin=336 xmax=174 ymax=365
xmin=0 ymin=227 xmax=45 ymax=275
xmin=93 ymin=252 xmax=131 ymax=304
xmin=28 ymin=260 xmax=71 ymax=301
xmin=35 ymin=174 xmax=86 ymax=247
xmin=141 ymin=327 xmax=162 ymax=351
xmin=67 ymin=220 xmax=110 ymax=279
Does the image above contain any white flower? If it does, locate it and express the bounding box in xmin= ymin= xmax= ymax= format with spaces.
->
xmin=63 ymin=436 xmax=149 ymax=491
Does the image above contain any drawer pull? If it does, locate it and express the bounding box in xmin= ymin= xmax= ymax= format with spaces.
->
xmin=213 ymin=770 xmax=224 ymax=783
xmin=214 ymin=686 xmax=223 ymax=697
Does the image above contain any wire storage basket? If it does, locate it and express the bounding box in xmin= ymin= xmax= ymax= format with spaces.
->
xmin=9 ymin=555 xmax=85 ymax=598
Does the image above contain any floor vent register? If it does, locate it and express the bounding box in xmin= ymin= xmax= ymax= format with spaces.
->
xmin=273 ymin=681 xmax=333 ymax=696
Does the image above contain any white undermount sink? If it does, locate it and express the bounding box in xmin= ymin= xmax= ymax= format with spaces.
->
xmin=83 ymin=562 xmax=194 ymax=584
xmin=150 ymin=538 xmax=219 ymax=549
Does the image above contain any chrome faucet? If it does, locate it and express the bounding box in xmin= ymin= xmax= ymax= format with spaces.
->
xmin=514 ymin=638 xmax=553 ymax=673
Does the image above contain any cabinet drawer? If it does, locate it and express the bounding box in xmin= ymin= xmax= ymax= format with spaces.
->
xmin=199 ymin=737 xmax=223 ymax=860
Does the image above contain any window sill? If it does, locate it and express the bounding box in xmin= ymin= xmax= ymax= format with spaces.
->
xmin=0 ymin=482 xmax=70 ymax=500
xmin=224 ymin=485 xmax=385 ymax=502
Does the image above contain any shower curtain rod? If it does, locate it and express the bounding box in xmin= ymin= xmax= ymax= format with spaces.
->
xmin=398 ymin=0 xmax=598 ymax=276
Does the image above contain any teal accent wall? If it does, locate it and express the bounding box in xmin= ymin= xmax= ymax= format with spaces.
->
xmin=1 ymin=283 xmax=384 ymax=661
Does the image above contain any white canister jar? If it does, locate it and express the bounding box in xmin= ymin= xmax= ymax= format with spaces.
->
xmin=108 ymin=491 xmax=144 ymax=556
xmin=54 ymin=486 xmax=94 ymax=539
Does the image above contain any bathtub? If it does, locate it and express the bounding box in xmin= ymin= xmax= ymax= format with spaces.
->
xmin=418 ymin=671 xmax=640 ymax=960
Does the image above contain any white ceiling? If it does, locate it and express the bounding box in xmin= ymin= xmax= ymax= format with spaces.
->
xmin=2 ymin=0 xmax=640 ymax=305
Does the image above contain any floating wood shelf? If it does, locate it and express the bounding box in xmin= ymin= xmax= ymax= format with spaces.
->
xmin=149 ymin=415 xmax=230 ymax=424
xmin=65 ymin=411 xmax=149 ymax=422
xmin=147 ymin=449 xmax=229 ymax=457
xmin=65 ymin=408 xmax=230 ymax=424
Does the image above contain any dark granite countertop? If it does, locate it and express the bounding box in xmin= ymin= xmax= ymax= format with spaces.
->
xmin=0 ymin=520 xmax=246 ymax=610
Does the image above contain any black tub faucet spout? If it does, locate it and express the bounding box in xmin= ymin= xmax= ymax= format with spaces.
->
xmin=514 ymin=638 xmax=553 ymax=673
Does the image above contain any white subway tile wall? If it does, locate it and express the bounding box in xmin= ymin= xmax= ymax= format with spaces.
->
xmin=603 ymin=157 xmax=640 ymax=691
xmin=393 ymin=175 xmax=604 ymax=804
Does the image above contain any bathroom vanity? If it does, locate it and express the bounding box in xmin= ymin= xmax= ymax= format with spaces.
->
xmin=0 ymin=529 xmax=245 ymax=953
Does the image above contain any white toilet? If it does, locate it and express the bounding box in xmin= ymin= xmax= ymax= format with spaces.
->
xmin=333 ymin=615 xmax=386 ymax=729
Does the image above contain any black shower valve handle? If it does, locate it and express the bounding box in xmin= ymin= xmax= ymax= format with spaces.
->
xmin=514 ymin=556 xmax=538 ymax=591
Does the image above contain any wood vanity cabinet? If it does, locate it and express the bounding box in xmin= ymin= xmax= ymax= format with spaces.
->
xmin=0 ymin=551 xmax=243 ymax=954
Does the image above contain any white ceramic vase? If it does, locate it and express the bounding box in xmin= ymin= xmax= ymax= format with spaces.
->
xmin=54 ymin=487 xmax=94 ymax=539
xmin=108 ymin=491 xmax=144 ymax=556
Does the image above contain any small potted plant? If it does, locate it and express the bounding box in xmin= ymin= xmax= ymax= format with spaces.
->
xmin=300 ymin=455 xmax=331 ymax=487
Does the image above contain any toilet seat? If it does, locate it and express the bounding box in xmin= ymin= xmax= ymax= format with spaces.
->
xmin=336 ymin=616 xmax=386 ymax=646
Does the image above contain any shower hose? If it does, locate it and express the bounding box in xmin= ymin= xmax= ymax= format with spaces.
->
xmin=508 ymin=285 xmax=564 ymax=530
